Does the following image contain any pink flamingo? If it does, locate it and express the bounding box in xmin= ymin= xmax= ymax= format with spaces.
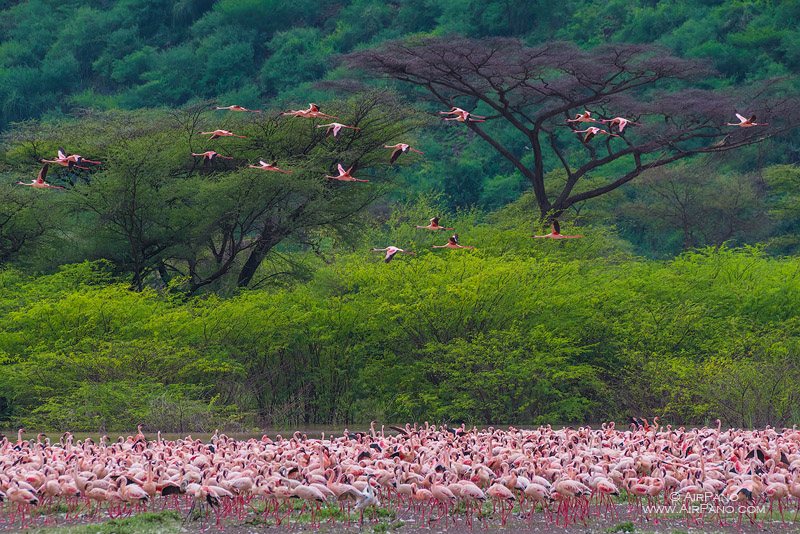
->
xmin=566 ymin=110 xmax=597 ymax=123
xmin=317 ymin=122 xmax=360 ymax=138
xmin=16 ymin=164 xmax=65 ymax=190
xmin=384 ymin=143 xmax=424 ymax=164
xmin=325 ymin=163 xmax=368 ymax=183
xmin=281 ymin=103 xmax=337 ymax=119
xmin=439 ymin=107 xmax=486 ymax=123
xmin=215 ymin=105 xmax=261 ymax=113
xmin=248 ymin=160 xmax=292 ymax=174
xmin=573 ymin=126 xmax=619 ymax=143
xmin=432 ymin=234 xmax=475 ymax=250
xmin=416 ymin=216 xmax=453 ymax=231
xmin=197 ymin=129 xmax=247 ymax=140
xmin=727 ymin=113 xmax=768 ymax=127
xmin=600 ymin=116 xmax=639 ymax=132
xmin=371 ymin=246 xmax=415 ymax=263
xmin=191 ymin=151 xmax=233 ymax=164
xmin=533 ymin=220 xmax=582 ymax=239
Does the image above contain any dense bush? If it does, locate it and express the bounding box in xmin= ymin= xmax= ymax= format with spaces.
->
xmin=1 ymin=228 xmax=799 ymax=430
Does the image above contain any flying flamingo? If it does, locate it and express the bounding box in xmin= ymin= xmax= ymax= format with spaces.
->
xmin=248 ymin=160 xmax=292 ymax=174
xmin=727 ymin=113 xmax=768 ymax=127
xmin=192 ymin=151 xmax=233 ymax=164
xmin=316 ymin=122 xmax=360 ymax=138
xmin=600 ymin=117 xmax=639 ymax=132
xmin=281 ymin=103 xmax=337 ymax=119
xmin=573 ymin=126 xmax=619 ymax=143
xmin=215 ymin=105 xmax=261 ymax=113
xmin=371 ymin=246 xmax=415 ymax=263
xmin=41 ymin=148 xmax=101 ymax=169
xmin=383 ymin=143 xmax=424 ymax=164
xmin=415 ymin=217 xmax=453 ymax=231
xmin=16 ymin=164 xmax=64 ymax=190
xmin=432 ymin=234 xmax=475 ymax=250
xmin=533 ymin=220 xmax=582 ymax=239
xmin=439 ymin=107 xmax=486 ymax=123
xmin=197 ymin=129 xmax=247 ymax=140
xmin=566 ymin=110 xmax=597 ymax=123
xmin=326 ymin=163 xmax=368 ymax=183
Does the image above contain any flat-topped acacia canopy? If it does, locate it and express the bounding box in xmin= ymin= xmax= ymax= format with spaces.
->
xmin=346 ymin=37 xmax=800 ymax=223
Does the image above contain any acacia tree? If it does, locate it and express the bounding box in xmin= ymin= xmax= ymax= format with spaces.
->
xmin=3 ymin=92 xmax=420 ymax=292
xmin=347 ymin=37 xmax=800 ymax=222
xmin=173 ymin=91 xmax=420 ymax=291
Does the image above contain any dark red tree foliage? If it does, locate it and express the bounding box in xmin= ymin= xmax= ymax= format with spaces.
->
xmin=346 ymin=37 xmax=800 ymax=221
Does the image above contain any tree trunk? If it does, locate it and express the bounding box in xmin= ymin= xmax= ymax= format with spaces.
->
xmin=236 ymin=227 xmax=285 ymax=288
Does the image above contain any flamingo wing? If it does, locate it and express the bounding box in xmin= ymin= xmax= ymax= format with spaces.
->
xmin=58 ymin=148 xmax=67 ymax=159
xmin=389 ymin=148 xmax=402 ymax=164
xmin=337 ymin=163 xmax=346 ymax=175
xmin=37 ymin=164 xmax=49 ymax=183
xmin=735 ymin=113 xmax=748 ymax=123
xmin=552 ymin=220 xmax=561 ymax=234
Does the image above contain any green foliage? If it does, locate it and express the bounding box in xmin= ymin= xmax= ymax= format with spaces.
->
xmin=2 ymin=216 xmax=800 ymax=430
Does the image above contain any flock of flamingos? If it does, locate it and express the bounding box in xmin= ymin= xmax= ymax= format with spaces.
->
xmin=1 ymin=420 xmax=800 ymax=530
xmin=11 ymin=102 xmax=767 ymax=261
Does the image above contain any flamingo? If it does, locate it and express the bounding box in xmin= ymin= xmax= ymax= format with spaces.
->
xmin=439 ymin=107 xmax=486 ymax=123
xmin=354 ymin=476 xmax=380 ymax=525
xmin=416 ymin=216 xmax=453 ymax=231
xmin=7 ymin=482 xmax=40 ymax=528
xmin=248 ymin=160 xmax=292 ymax=174
xmin=765 ymin=481 xmax=790 ymax=523
xmin=533 ymin=220 xmax=582 ymax=239
xmin=384 ymin=143 xmax=423 ymax=164
xmin=566 ymin=110 xmax=597 ymax=123
xmin=432 ymin=234 xmax=475 ymax=250
xmin=316 ymin=122 xmax=360 ymax=138
xmin=192 ymin=151 xmax=233 ymax=163
xmin=325 ymin=163 xmax=368 ymax=183
xmin=291 ymin=484 xmax=326 ymax=527
xmin=371 ymin=246 xmax=415 ymax=263
xmin=41 ymin=148 xmax=100 ymax=169
xmin=215 ymin=105 xmax=261 ymax=113
xmin=118 ymin=477 xmax=149 ymax=513
xmin=600 ymin=116 xmax=639 ymax=132
xmin=197 ymin=129 xmax=247 ymax=139
xmin=16 ymin=164 xmax=65 ymax=190
xmin=573 ymin=126 xmax=619 ymax=143
xmin=727 ymin=113 xmax=768 ymax=127
xmin=487 ymin=483 xmax=515 ymax=525
xmin=281 ymin=103 xmax=337 ymax=119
